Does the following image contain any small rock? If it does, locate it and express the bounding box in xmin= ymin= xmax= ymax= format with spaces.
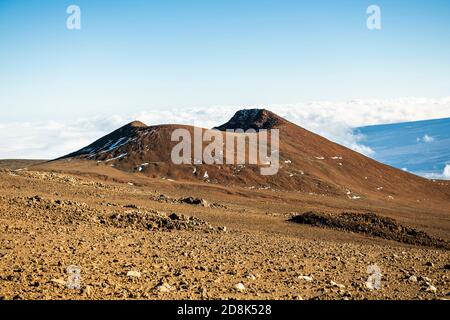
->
xmin=200 ymin=199 xmax=209 ymax=207
xmin=244 ymin=273 xmax=256 ymax=281
xmin=126 ymin=271 xmax=141 ymax=278
xmin=330 ymin=280 xmax=345 ymax=289
xmin=420 ymin=276 xmax=432 ymax=284
xmin=234 ymin=283 xmax=246 ymax=292
xmin=298 ymin=275 xmax=314 ymax=282
xmin=426 ymin=285 xmax=437 ymax=293
xmin=169 ymin=213 xmax=180 ymax=220
xmin=198 ymin=287 xmax=207 ymax=297
xmin=82 ymin=285 xmax=93 ymax=297
xmin=156 ymin=282 xmax=171 ymax=293
xmin=365 ymin=281 xmax=377 ymax=290
xmin=50 ymin=278 xmax=66 ymax=286
xmin=425 ymin=262 xmax=434 ymax=267
xmin=408 ymin=275 xmax=418 ymax=282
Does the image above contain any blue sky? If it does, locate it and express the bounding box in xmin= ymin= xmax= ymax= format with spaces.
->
xmin=1 ymin=0 xmax=450 ymax=122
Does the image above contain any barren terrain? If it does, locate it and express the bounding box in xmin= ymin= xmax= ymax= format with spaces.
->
xmin=0 ymin=162 xmax=449 ymax=300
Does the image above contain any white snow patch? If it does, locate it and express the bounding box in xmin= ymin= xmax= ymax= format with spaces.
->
xmin=106 ymin=138 xmax=125 ymax=151
xmin=106 ymin=153 xmax=127 ymax=162
xmin=137 ymin=163 xmax=149 ymax=172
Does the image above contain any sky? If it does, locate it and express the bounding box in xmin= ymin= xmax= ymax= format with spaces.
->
xmin=0 ymin=0 xmax=450 ymax=163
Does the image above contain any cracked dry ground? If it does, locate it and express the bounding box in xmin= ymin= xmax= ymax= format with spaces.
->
xmin=0 ymin=169 xmax=449 ymax=300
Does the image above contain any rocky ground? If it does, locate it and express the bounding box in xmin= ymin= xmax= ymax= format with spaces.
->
xmin=290 ymin=212 xmax=450 ymax=250
xmin=0 ymin=168 xmax=449 ymax=300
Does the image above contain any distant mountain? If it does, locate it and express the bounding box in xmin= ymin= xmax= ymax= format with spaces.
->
xmin=56 ymin=109 xmax=450 ymax=203
xmin=355 ymin=117 xmax=450 ymax=179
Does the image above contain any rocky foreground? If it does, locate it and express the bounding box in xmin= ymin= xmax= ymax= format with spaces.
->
xmin=0 ymin=169 xmax=449 ymax=300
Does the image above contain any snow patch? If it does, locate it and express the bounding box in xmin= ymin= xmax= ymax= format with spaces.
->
xmin=137 ymin=163 xmax=148 ymax=172
xmin=106 ymin=153 xmax=127 ymax=162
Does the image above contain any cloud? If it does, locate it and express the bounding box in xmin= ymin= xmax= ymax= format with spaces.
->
xmin=444 ymin=165 xmax=450 ymax=179
xmin=418 ymin=134 xmax=435 ymax=143
xmin=0 ymin=116 xmax=127 ymax=160
xmin=1 ymin=97 xmax=450 ymax=160
xmin=422 ymin=164 xmax=450 ymax=180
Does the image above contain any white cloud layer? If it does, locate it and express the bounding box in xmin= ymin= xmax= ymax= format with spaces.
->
xmin=418 ymin=134 xmax=435 ymax=143
xmin=423 ymin=164 xmax=450 ymax=180
xmin=1 ymin=97 xmax=450 ymax=179
xmin=445 ymin=165 xmax=450 ymax=179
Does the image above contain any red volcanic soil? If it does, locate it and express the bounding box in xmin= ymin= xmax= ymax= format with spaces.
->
xmin=25 ymin=108 xmax=448 ymax=242
xmin=54 ymin=109 xmax=450 ymax=203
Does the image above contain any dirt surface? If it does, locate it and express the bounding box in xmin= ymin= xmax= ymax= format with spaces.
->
xmin=0 ymin=160 xmax=46 ymax=170
xmin=0 ymin=167 xmax=449 ymax=300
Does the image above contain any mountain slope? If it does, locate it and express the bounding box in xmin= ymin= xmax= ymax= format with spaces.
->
xmin=56 ymin=109 xmax=450 ymax=202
